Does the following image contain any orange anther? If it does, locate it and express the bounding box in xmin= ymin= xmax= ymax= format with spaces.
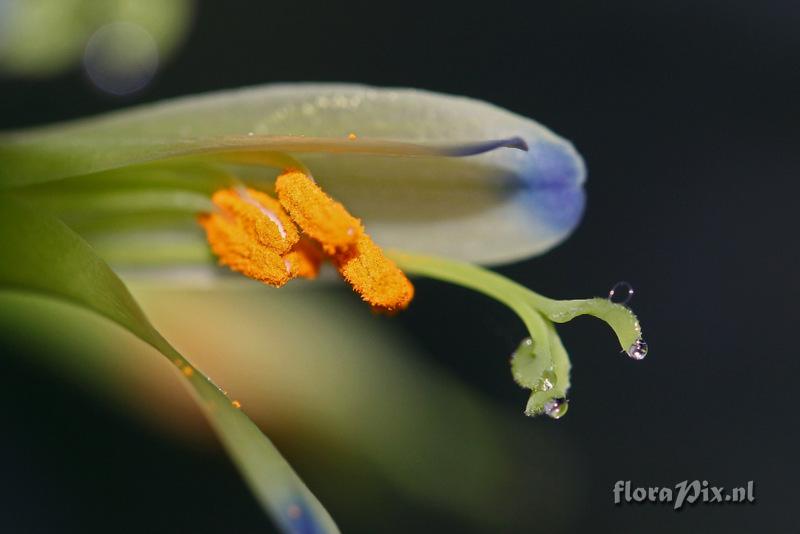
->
xmin=283 ymin=238 xmax=324 ymax=280
xmin=210 ymin=187 xmax=299 ymax=254
xmin=334 ymin=233 xmax=414 ymax=311
xmin=275 ymin=170 xmax=362 ymax=254
xmin=199 ymin=187 xmax=300 ymax=287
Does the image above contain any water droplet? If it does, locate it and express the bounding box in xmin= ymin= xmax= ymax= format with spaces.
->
xmin=181 ymin=366 xmax=194 ymax=377
xmin=544 ymin=397 xmax=569 ymax=419
xmin=608 ymin=281 xmax=634 ymax=305
xmin=536 ymin=369 xmax=556 ymax=392
xmin=347 ymin=132 xmax=358 ymax=140
xmin=231 ymin=400 xmax=242 ymax=409
xmin=626 ymin=338 xmax=648 ymax=360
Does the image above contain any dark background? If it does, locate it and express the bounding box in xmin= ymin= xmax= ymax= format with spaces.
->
xmin=1 ymin=0 xmax=797 ymax=532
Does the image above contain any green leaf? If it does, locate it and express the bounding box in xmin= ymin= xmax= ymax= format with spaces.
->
xmin=1 ymin=83 xmax=586 ymax=265
xmin=0 ymin=195 xmax=339 ymax=534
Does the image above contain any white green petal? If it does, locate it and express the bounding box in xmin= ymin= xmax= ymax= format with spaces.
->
xmin=1 ymin=83 xmax=586 ymax=264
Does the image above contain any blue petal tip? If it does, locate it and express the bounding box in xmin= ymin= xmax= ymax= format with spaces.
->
xmin=516 ymin=140 xmax=587 ymax=238
xmin=526 ymin=140 xmax=585 ymax=188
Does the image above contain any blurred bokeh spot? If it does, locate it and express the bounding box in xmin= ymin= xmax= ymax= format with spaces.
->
xmin=0 ymin=0 xmax=194 ymax=94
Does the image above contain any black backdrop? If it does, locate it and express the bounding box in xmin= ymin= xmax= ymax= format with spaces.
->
xmin=1 ymin=1 xmax=797 ymax=532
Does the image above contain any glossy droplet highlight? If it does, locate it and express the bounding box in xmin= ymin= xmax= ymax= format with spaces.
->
xmin=544 ymin=397 xmax=569 ymax=419
xmin=608 ymin=281 xmax=634 ymax=305
xmin=537 ymin=369 xmax=556 ymax=392
xmin=539 ymin=378 xmax=554 ymax=392
xmin=626 ymin=338 xmax=649 ymax=360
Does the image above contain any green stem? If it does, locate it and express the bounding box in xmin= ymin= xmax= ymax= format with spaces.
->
xmin=390 ymin=250 xmax=647 ymax=417
xmin=390 ymin=251 xmax=644 ymax=354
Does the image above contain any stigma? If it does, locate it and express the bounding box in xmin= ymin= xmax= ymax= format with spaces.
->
xmin=199 ymin=170 xmax=413 ymax=311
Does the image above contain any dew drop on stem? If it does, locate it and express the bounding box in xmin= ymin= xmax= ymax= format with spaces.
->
xmin=626 ymin=338 xmax=649 ymax=360
xmin=544 ymin=397 xmax=569 ymax=419
xmin=608 ymin=281 xmax=634 ymax=305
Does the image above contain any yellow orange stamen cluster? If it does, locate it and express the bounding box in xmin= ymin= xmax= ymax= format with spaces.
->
xmin=199 ymin=170 xmax=413 ymax=311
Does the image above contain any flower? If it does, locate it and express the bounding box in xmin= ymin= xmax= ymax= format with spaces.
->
xmin=0 ymin=83 xmax=646 ymax=533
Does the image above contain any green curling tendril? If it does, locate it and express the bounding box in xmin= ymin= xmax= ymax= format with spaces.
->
xmin=390 ymin=251 xmax=647 ymax=419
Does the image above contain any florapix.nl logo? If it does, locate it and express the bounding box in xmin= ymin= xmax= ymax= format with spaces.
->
xmin=613 ymin=480 xmax=755 ymax=510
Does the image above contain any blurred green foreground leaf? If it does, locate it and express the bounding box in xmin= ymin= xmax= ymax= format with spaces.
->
xmin=0 ymin=195 xmax=338 ymax=534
